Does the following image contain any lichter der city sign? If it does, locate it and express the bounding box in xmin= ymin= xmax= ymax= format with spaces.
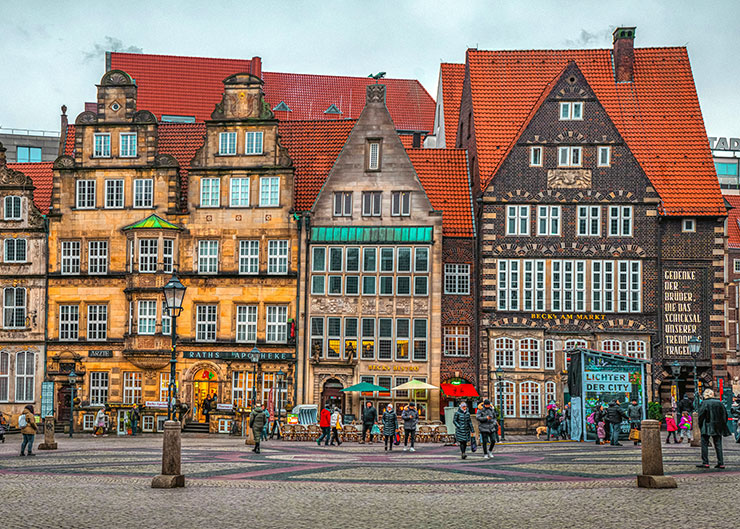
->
xmin=663 ymin=269 xmax=702 ymax=357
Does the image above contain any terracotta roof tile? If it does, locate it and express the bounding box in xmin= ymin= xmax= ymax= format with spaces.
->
xmin=726 ymin=195 xmax=740 ymax=248
xmin=7 ymin=162 xmax=53 ymax=214
xmin=157 ymin=122 xmax=206 ymax=205
xmin=440 ymin=63 xmax=465 ymax=147
xmin=465 ymin=48 xmax=724 ymax=216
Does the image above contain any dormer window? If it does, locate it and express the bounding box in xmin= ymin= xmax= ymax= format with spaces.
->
xmin=120 ymin=133 xmax=137 ymax=158
xmin=4 ymin=196 xmax=22 ymax=220
xmin=559 ymin=102 xmax=583 ymax=121
xmin=93 ymin=133 xmax=111 ymax=158
xmin=219 ymin=132 xmax=237 ymax=155
xmin=245 ymin=131 xmax=263 ymax=155
xmin=558 ymin=146 xmax=582 ymax=167
xmin=367 ymin=140 xmax=381 ymax=171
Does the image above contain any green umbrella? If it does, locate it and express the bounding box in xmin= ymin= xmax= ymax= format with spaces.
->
xmin=341 ymin=382 xmax=389 ymax=393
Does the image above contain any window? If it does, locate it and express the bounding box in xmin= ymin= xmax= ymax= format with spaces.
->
xmin=362 ymin=191 xmax=382 ymax=216
xmin=266 ymin=306 xmax=288 ymax=343
xmin=311 ymin=317 xmax=325 ymax=358
xmin=551 ymin=260 xmax=586 ymax=312
xmin=735 ymin=259 xmax=740 ymax=274
xmin=391 ymin=191 xmax=411 ymax=216
xmin=0 ymin=352 xmax=7 ymax=402
xmin=59 ymin=305 xmax=79 ymax=340
xmin=232 ymin=371 xmax=255 ymax=410
xmin=163 ymin=239 xmax=174 ymax=273
xmin=259 ymin=177 xmax=280 ymax=207
xmin=443 ymin=326 xmax=469 ymax=357
xmin=61 ymin=241 xmax=81 ymax=274
xmin=368 ymin=141 xmax=381 ymax=170
xmin=497 ymin=260 xmax=519 ymax=311
xmin=414 ymin=276 xmax=428 ymax=296
xmin=345 ymin=276 xmax=359 ymax=295
xmin=545 ymin=381 xmax=557 ymax=406
xmin=394 ymin=319 xmax=410 ymax=361
xmin=565 ymin=339 xmax=588 ymax=351
xmin=161 ymin=115 xmax=196 ymax=123
xmin=105 ymin=179 xmax=124 ymax=208
xmin=123 ymin=372 xmax=142 ymax=404
xmin=16 ymin=146 xmax=42 ymax=163
xmin=93 ymin=133 xmax=111 ymax=157
xmin=378 ymin=318 xmax=393 ymax=360
xmin=218 ymin=132 xmax=236 ymax=155
xmin=519 ymin=338 xmax=540 ymax=369
xmin=617 ymin=260 xmax=641 ymax=313
xmin=4 ymin=238 xmax=27 ymax=263
xmin=160 ymin=372 xmax=178 ymax=403
xmin=328 ymin=276 xmax=342 ymax=295
xmin=530 ymin=146 xmax=543 ymax=167
xmin=591 ymin=260 xmax=615 ymax=312
xmin=328 ymin=247 xmax=343 ymax=272
xmin=333 ymin=192 xmax=352 ymax=216
xmin=76 ymin=180 xmax=96 ymax=209
xmin=598 ymin=146 xmax=611 ymax=167
xmin=362 ymin=276 xmax=376 ymax=295
xmin=557 ymin=146 xmax=582 ymax=167
xmin=626 ymin=340 xmax=647 ymax=359
xmin=198 ymin=240 xmax=219 ymax=274
xmin=245 ymin=131 xmax=263 ymax=155
xmin=161 ymin=301 xmax=171 ymax=335
xmin=142 ymin=416 xmax=155 ymax=432
xmin=3 ymin=287 xmax=26 ymax=328
xmin=346 ymin=248 xmax=360 ymax=272
xmin=311 ymin=275 xmax=325 ymax=295
xmin=682 ymin=218 xmax=695 ymax=232
xmin=377 ymin=248 xmax=393 ymax=272
xmin=230 ymin=178 xmax=250 ymax=207
xmin=88 ymin=240 xmax=108 ymax=274
xmin=363 ymin=248 xmax=377 ymax=272
xmin=444 ymin=264 xmax=470 ymax=295
xmin=137 ymin=300 xmax=156 ymax=335
xmin=544 ymin=339 xmax=555 ymax=370
xmin=506 ymin=205 xmax=530 ymax=235
xmin=261 ymin=372 xmax=276 ymax=406
xmin=414 ymin=248 xmax=429 ymax=273
xmin=196 ymin=305 xmax=218 ymax=341
xmin=15 ymin=352 xmax=34 ymax=402
xmin=267 ymin=240 xmax=289 ymax=274
xmin=413 ymin=319 xmax=427 ymax=361
xmin=327 ymin=317 xmax=341 ymax=358
xmin=522 ymin=259 xmax=546 ymax=311
xmin=493 ymin=380 xmax=515 ymax=418
xmin=379 ymin=276 xmax=393 ymax=295
xmin=520 ymin=381 xmax=542 ymax=418
xmin=537 ymin=206 xmax=560 ymax=236
xmin=344 ymin=318 xmax=358 ymax=359
xmin=577 ymin=206 xmax=601 ymax=236
xmin=602 ymin=340 xmax=621 ymax=355
xmin=239 ymin=240 xmax=259 ymax=274
xmin=4 ymin=196 xmax=22 ymax=220
xmin=312 ymin=247 xmax=326 ymax=273
xmin=89 ymin=372 xmax=109 ymax=406
xmin=133 ymin=179 xmax=153 ymax=208
xmin=120 ymin=133 xmax=137 ymax=157
xmin=87 ymin=305 xmax=107 ymax=340
xmin=608 ymin=206 xmax=632 ymax=236
xmin=559 ymin=102 xmax=583 ymax=120
xmin=139 ymin=239 xmax=158 ymax=273
xmin=361 ymin=319 xmax=375 ymax=360
xmin=494 ymin=337 xmax=515 ymax=368
xmin=200 ymin=178 xmax=220 ymax=207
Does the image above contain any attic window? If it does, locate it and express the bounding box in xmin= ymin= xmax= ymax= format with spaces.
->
xmin=272 ymin=101 xmax=292 ymax=112
xmin=161 ymin=115 xmax=196 ymax=123
xmin=324 ymin=104 xmax=342 ymax=115
xmin=367 ymin=140 xmax=381 ymax=171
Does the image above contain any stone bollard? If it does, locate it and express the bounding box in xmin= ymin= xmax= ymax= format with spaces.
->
xmin=690 ymin=411 xmax=701 ymax=447
xmin=38 ymin=416 xmax=58 ymax=450
xmin=636 ymin=419 xmax=677 ymax=488
xmin=151 ymin=420 xmax=185 ymax=488
xmin=245 ymin=425 xmax=256 ymax=446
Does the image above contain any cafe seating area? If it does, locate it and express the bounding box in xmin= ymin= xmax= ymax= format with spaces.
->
xmin=281 ymin=421 xmax=453 ymax=443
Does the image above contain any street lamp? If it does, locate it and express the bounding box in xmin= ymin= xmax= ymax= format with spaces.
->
xmin=163 ymin=272 xmax=186 ymax=421
xmin=688 ymin=335 xmax=702 ymax=409
xmin=495 ymin=367 xmax=505 ymax=441
xmin=68 ymin=370 xmax=77 ymax=438
xmin=248 ymin=347 xmax=261 ymax=407
xmin=276 ymin=369 xmax=286 ymax=415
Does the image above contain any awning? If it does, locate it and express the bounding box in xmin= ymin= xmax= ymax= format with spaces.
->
xmin=440 ymin=383 xmax=479 ymax=398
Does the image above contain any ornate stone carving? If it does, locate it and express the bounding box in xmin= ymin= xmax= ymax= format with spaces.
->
xmin=0 ymin=165 xmax=32 ymax=186
xmin=378 ymin=298 xmax=394 ymax=314
xmin=413 ymin=299 xmax=429 ymax=313
xmin=124 ymin=354 xmax=170 ymax=370
xmin=100 ymin=70 xmax=134 ymax=86
xmin=75 ymin=111 xmax=97 ymax=125
xmin=547 ymin=169 xmax=591 ymax=189
xmin=154 ymin=154 xmax=179 ymax=168
xmin=53 ymin=156 xmax=75 ymax=169
xmin=362 ymin=298 xmax=376 ymax=314
xmin=366 ymin=84 xmax=386 ymax=103
xmin=395 ymin=298 xmax=410 ymax=315
xmin=310 ymin=297 xmax=358 ymax=313
xmin=133 ymin=110 xmax=156 ymax=123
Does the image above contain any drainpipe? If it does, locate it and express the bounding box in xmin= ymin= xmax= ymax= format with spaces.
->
xmin=293 ymin=212 xmax=302 ymax=410
xmin=302 ymin=214 xmax=311 ymax=405
xmin=43 ymin=215 xmax=50 ymax=379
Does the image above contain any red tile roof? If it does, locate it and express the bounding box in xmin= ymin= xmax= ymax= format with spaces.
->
xmin=407 ymin=148 xmax=473 ymax=237
xmin=465 ymin=48 xmax=724 ymax=216
xmin=439 ymin=63 xmax=465 ymax=148
xmin=7 ymin=162 xmax=53 ymax=214
xmin=109 ymin=52 xmax=435 ymax=132
xmin=726 ymin=195 xmax=740 ymax=249
xmin=157 ymin=122 xmax=206 ymax=205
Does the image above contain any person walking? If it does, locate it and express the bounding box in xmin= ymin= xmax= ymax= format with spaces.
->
xmin=93 ymin=408 xmax=107 ymax=437
xmin=559 ymin=404 xmax=570 ymax=439
xmin=678 ymin=411 xmax=693 ymax=443
xmin=401 ymin=403 xmax=419 ymax=452
xmin=665 ymin=410 xmax=680 ymax=444
xmin=606 ymin=400 xmax=627 ymax=446
xmin=330 ymin=407 xmax=343 ymax=446
xmin=627 ymin=399 xmax=642 ymax=445
xmin=316 ymin=404 xmax=332 ymax=446
xmin=360 ymin=401 xmax=377 ymax=444
xmin=453 ymin=402 xmax=474 ymax=459
xmin=731 ymin=395 xmax=740 ymax=443
xmin=696 ymin=389 xmax=731 ymax=469
xmin=476 ymin=399 xmax=498 ymax=459
xmin=546 ymin=405 xmax=560 ymax=441
xmin=261 ymin=408 xmax=270 ymax=441
xmin=19 ymin=405 xmax=37 ymax=457
xmin=130 ymin=405 xmax=140 ymax=436
xmin=677 ymin=394 xmax=694 ymax=416
xmin=592 ymin=404 xmax=606 ymax=444
xmin=382 ymin=404 xmax=398 ymax=452
xmin=249 ymin=403 xmax=267 ymax=454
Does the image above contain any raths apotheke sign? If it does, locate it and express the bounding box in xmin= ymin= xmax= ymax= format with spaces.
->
xmin=183 ymin=351 xmax=295 ymax=361
xmin=663 ymin=269 xmax=703 ymax=357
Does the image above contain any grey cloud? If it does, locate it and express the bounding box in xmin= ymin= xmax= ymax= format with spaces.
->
xmin=83 ymin=36 xmax=142 ymax=62
xmin=564 ymin=28 xmax=615 ymax=47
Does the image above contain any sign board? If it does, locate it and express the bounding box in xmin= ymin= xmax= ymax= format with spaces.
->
xmin=663 ymin=268 xmax=704 ymax=357
xmin=88 ymin=350 xmax=113 ymax=358
xmin=216 ymin=403 xmax=233 ymax=411
xmin=530 ymin=313 xmax=606 ymax=321
xmin=40 ymin=381 xmax=54 ymax=417
xmin=709 ymin=137 xmax=740 ymax=151
xmin=145 ymin=401 xmax=168 ymax=409
xmin=183 ymin=351 xmax=295 ymax=361
xmin=584 ymin=371 xmax=632 ymax=393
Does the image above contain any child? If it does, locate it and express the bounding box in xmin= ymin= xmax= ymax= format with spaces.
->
xmin=678 ymin=411 xmax=692 ymax=443
xmin=597 ymin=421 xmax=606 ymax=445
xmin=665 ymin=412 xmax=679 ymax=444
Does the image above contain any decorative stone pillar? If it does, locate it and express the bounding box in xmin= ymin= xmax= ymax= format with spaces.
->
xmin=636 ymin=419 xmax=677 ymax=488
xmin=38 ymin=417 xmax=58 ymax=450
xmin=690 ymin=411 xmax=701 ymax=447
xmin=151 ymin=420 xmax=185 ymax=488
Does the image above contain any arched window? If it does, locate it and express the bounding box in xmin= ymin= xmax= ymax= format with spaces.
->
xmin=4 ymin=196 xmax=22 ymax=220
xmin=602 ymin=340 xmax=622 ymax=355
xmin=0 ymin=351 xmax=9 ymax=402
xmin=15 ymin=351 xmax=34 ymax=402
xmin=564 ymin=339 xmax=588 ymax=371
xmin=544 ymin=339 xmax=555 ymax=370
xmin=520 ymin=381 xmax=542 ymax=418
xmin=493 ymin=380 xmax=515 ymax=418
xmin=545 ymin=380 xmax=557 ymax=405
xmin=3 ymin=287 xmax=26 ymax=328
xmin=494 ymin=337 xmax=515 ymax=368
xmin=626 ymin=340 xmax=646 ymax=359
xmin=519 ymin=338 xmax=540 ymax=369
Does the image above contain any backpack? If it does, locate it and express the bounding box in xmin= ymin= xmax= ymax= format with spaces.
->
xmin=18 ymin=413 xmax=27 ymax=428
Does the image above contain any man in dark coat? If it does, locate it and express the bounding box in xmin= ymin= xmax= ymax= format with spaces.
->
xmin=677 ymin=394 xmax=694 ymax=415
xmin=249 ymin=403 xmax=267 ymax=454
xmin=360 ymin=401 xmax=377 ymax=444
xmin=453 ymin=402 xmax=474 ymax=459
xmin=381 ymin=404 xmax=398 ymax=452
xmin=697 ymin=389 xmax=731 ymax=469
xmin=605 ymin=400 xmax=628 ymax=446
xmin=401 ymin=403 xmax=419 ymax=452
xmin=476 ymin=400 xmax=498 ymax=459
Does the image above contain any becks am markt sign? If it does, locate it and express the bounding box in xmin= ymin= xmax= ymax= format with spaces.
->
xmin=183 ymin=351 xmax=295 ymax=361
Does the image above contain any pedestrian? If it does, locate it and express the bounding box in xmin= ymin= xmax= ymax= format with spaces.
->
xmin=606 ymin=400 xmax=628 ymax=446
xmin=559 ymin=404 xmax=570 ymax=439
xmin=261 ymin=408 xmax=270 ymax=441
xmin=316 ymin=404 xmax=332 ymax=446
xmin=453 ymin=402 xmax=474 ymax=459
xmin=627 ymin=399 xmax=642 ymax=445
xmin=19 ymin=404 xmax=37 ymax=456
xmin=401 ymin=403 xmax=419 ymax=452
xmin=0 ymin=412 xmax=7 ymax=443
xmin=178 ymin=401 xmax=190 ymax=424
xmin=665 ymin=410 xmax=679 ymax=444
xmin=382 ymin=404 xmax=398 ymax=452
xmin=249 ymin=403 xmax=266 ymax=454
xmin=203 ymin=394 xmax=214 ymax=424
xmin=677 ymin=394 xmax=694 ymax=416
xmin=731 ymin=395 xmax=740 ymax=444
xmin=360 ymin=401 xmax=377 ymax=444
xmin=130 ymin=405 xmax=141 ymax=436
xmin=678 ymin=410 xmax=692 ymax=443
xmin=476 ymin=399 xmax=498 ymax=459
xmin=696 ymin=389 xmax=731 ymax=469
xmin=94 ymin=408 xmax=107 ymax=437
xmin=546 ymin=405 xmax=560 ymax=441
xmin=597 ymin=421 xmax=607 ymax=445
xmin=592 ymin=404 xmax=606 ymax=444
xmin=330 ymin=407 xmax=343 ymax=446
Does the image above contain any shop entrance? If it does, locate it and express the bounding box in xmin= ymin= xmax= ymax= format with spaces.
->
xmin=56 ymin=385 xmax=71 ymax=422
xmin=321 ymin=378 xmax=344 ymax=412
xmin=193 ymin=368 xmax=218 ymax=423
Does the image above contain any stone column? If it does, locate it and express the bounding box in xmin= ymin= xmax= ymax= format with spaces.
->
xmin=690 ymin=411 xmax=701 ymax=447
xmin=245 ymin=422 xmax=256 ymax=445
xmin=636 ymin=419 xmax=677 ymax=488
xmin=38 ymin=417 xmax=58 ymax=450
xmin=151 ymin=420 xmax=185 ymax=488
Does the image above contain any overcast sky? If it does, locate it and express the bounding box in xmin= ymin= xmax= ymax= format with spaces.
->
xmin=1 ymin=0 xmax=738 ymax=137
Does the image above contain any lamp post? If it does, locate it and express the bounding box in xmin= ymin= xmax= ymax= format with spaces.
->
xmin=68 ymin=370 xmax=77 ymax=438
xmin=496 ymin=367 xmax=505 ymax=441
xmin=248 ymin=347 xmax=261 ymax=407
xmin=670 ymin=360 xmax=681 ymax=409
xmin=276 ymin=369 xmax=286 ymax=416
xmin=162 ymin=272 xmax=186 ymax=421
xmin=688 ymin=335 xmax=701 ymax=410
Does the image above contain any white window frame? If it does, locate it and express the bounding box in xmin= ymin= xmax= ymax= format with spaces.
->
xmin=137 ymin=300 xmax=157 ymax=335
xmin=87 ymin=304 xmax=107 ymax=340
xmin=161 ymin=301 xmax=171 ymax=336
xmin=544 ymin=339 xmax=556 ymax=370
xmin=506 ymin=205 xmax=530 ymax=236
xmin=559 ymin=101 xmax=583 ymax=121
xmin=494 ymin=380 xmax=516 ymax=418
xmin=61 ymin=241 xmax=81 ymax=275
xmin=497 ymin=259 xmax=519 ymax=311
xmin=3 ymin=287 xmax=26 ymax=329
xmin=15 ymin=351 xmax=35 ymax=402
xmin=236 ymin=305 xmax=258 ymax=343
xmin=93 ymin=133 xmax=111 ymax=158
xmin=626 ymin=340 xmax=647 ymax=359
xmin=230 ymin=177 xmax=250 ymax=207
xmin=266 ymin=306 xmax=288 ymax=343
xmin=198 ymin=240 xmax=219 ymax=274
xmin=734 ymin=259 xmax=740 ymax=274
xmin=267 ymin=240 xmax=289 ymax=275
xmin=494 ymin=337 xmax=515 ymax=369
xmin=89 ymin=372 xmax=109 ymax=406
xmin=368 ymin=141 xmax=380 ymax=170
xmin=0 ymin=352 xmax=8 ymax=402
xmin=4 ymin=196 xmax=22 ymax=220
xmin=76 ymin=180 xmax=96 ymax=209
xmin=104 ymin=179 xmax=124 ymax=209
xmin=245 ymin=131 xmax=263 ymax=155
xmin=333 ymin=192 xmax=352 ymax=217
xmin=519 ymin=381 xmax=542 ymax=418
xmin=682 ymin=218 xmax=696 ymax=233
xmin=4 ymin=238 xmax=27 ymax=263
xmin=557 ymin=146 xmax=582 ymax=167
xmin=259 ymin=177 xmax=280 ymax=207
xmin=59 ymin=304 xmax=79 ymax=341
xmin=577 ymin=206 xmax=601 ymax=236
xmin=598 ymin=146 xmax=611 ymax=167
xmin=138 ymin=238 xmax=158 ymax=273
xmin=218 ymin=131 xmax=237 ymax=155
xmin=529 ymin=146 xmax=543 ymax=167
xmin=391 ymin=191 xmax=411 ymax=217
xmin=239 ymin=240 xmax=259 ymax=275
xmin=443 ymin=325 xmax=470 ymax=357
xmin=200 ymin=178 xmax=220 ymax=208
xmin=163 ymin=239 xmax=174 ymax=274
xmin=444 ymin=263 xmax=470 ymax=295
xmin=536 ymin=205 xmax=560 ymax=236
xmin=133 ymin=179 xmax=153 ymax=208
xmin=412 ymin=319 xmax=427 ymax=361
xmin=362 ymin=191 xmax=382 ymax=217
xmin=591 ymin=260 xmax=615 ymax=313
xmin=196 ymin=305 xmax=218 ymax=342
xmin=88 ymin=240 xmax=108 ymax=275
xmin=608 ymin=206 xmax=633 ymax=237
xmin=545 ymin=381 xmax=557 ymax=406
xmin=601 ymin=340 xmax=622 ymax=355
xmin=120 ymin=132 xmax=137 ymax=158
xmin=123 ymin=372 xmax=142 ymax=404
xmin=616 ymin=260 xmax=642 ymax=313
xmin=519 ymin=338 xmax=541 ymax=369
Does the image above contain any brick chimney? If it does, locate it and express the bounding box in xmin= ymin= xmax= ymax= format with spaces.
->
xmin=613 ymin=27 xmax=636 ymax=83
xmin=250 ymin=56 xmax=262 ymax=79
xmin=366 ymin=83 xmax=386 ymax=105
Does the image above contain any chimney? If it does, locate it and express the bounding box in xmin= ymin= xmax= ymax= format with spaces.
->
xmin=613 ymin=27 xmax=636 ymax=83
xmin=250 ymin=56 xmax=262 ymax=79
xmin=412 ymin=132 xmax=421 ymax=148
xmin=366 ymin=83 xmax=386 ymax=105
xmin=58 ymin=105 xmax=68 ymax=156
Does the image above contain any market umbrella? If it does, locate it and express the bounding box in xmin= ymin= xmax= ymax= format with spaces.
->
xmin=341 ymin=382 xmax=390 ymax=411
xmin=392 ymin=379 xmax=438 ymax=406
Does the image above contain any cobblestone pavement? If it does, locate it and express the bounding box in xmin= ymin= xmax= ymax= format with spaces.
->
xmin=1 ymin=434 xmax=737 ymax=528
